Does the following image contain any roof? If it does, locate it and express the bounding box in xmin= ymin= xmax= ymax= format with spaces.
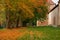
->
xmin=48 ymin=0 xmax=60 ymax=13
xmin=47 ymin=0 xmax=55 ymax=5
xmin=49 ymin=4 xmax=59 ymax=13
xmin=59 ymin=0 xmax=60 ymax=3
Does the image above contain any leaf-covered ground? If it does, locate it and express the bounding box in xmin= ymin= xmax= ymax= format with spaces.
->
xmin=0 ymin=26 xmax=60 ymax=40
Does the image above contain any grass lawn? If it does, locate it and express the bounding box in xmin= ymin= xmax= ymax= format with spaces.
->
xmin=17 ymin=26 xmax=60 ymax=40
xmin=0 ymin=26 xmax=60 ymax=40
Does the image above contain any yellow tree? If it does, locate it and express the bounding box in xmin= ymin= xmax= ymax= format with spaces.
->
xmin=0 ymin=0 xmax=6 ymax=28
xmin=4 ymin=0 xmax=48 ymax=28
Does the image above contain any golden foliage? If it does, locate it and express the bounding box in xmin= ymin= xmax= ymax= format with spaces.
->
xmin=2 ymin=0 xmax=47 ymax=21
xmin=17 ymin=2 xmax=34 ymax=18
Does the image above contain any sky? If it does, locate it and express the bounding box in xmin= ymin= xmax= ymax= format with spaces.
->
xmin=52 ymin=0 xmax=59 ymax=4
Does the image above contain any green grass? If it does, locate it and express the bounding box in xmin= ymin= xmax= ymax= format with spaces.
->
xmin=10 ymin=26 xmax=60 ymax=40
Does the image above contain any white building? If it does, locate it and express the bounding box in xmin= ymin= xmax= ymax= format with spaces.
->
xmin=37 ymin=0 xmax=60 ymax=27
xmin=48 ymin=0 xmax=60 ymax=26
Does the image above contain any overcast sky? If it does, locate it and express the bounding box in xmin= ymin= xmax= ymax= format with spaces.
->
xmin=52 ymin=0 xmax=59 ymax=4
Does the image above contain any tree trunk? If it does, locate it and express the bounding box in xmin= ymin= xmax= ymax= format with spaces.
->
xmin=16 ymin=17 xmax=19 ymax=28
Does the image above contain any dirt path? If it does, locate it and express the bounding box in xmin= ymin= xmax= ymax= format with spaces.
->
xmin=0 ymin=28 xmax=43 ymax=40
xmin=0 ymin=28 xmax=28 ymax=40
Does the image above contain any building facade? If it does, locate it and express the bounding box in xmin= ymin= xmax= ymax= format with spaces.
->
xmin=48 ymin=0 xmax=60 ymax=26
xmin=37 ymin=0 xmax=60 ymax=27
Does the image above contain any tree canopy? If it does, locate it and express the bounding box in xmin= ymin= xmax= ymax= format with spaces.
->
xmin=0 ymin=0 xmax=48 ymax=27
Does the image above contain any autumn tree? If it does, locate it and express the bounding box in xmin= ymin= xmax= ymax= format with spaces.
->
xmin=0 ymin=0 xmax=6 ymax=28
xmin=1 ymin=0 xmax=48 ymax=28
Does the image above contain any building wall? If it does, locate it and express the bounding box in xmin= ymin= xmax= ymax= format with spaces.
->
xmin=37 ymin=19 xmax=48 ymax=26
xmin=37 ymin=0 xmax=60 ymax=26
xmin=48 ymin=6 xmax=59 ymax=26
xmin=58 ymin=3 xmax=60 ymax=25
xmin=48 ymin=5 xmax=55 ymax=11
